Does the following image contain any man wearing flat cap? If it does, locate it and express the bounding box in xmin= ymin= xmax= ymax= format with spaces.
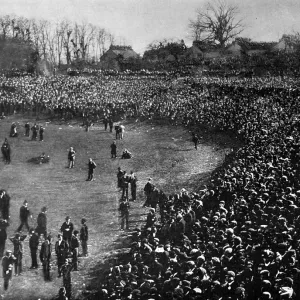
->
xmin=9 ymin=233 xmax=27 ymax=276
xmin=61 ymin=216 xmax=74 ymax=247
xmin=29 ymin=229 xmax=39 ymax=269
xmin=70 ymin=230 xmax=80 ymax=271
xmin=2 ymin=250 xmax=16 ymax=290
xmin=80 ymin=218 xmax=88 ymax=257
xmin=17 ymin=200 xmax=32 ymax=233
xmin=36 ymin=206 xmax=47 ymax=238
xmin=55 ymin=233 xmax=68 ymax=277
xmin=40 ymin=234 xmax=52 ymax=281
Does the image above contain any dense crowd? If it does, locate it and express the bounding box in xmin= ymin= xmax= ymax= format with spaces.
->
xmin=1 ymin=72 xmax=300 ymax=299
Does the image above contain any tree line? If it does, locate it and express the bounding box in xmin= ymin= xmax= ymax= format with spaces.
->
xmin=0 ymin=14 xmax=116 ymax=70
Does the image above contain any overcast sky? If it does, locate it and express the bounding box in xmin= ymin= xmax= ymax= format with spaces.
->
xmin=1 ymin=0 xmax=300 ymax=54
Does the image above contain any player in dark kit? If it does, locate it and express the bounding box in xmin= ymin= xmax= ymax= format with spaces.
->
xmin=24 ymin=122 xmax=30 ymax=137
xmin=70 ymin=230 xmax=79 ymax=271
xmin=117 ymin=167 xmax=124 ymax=189
xmin=119 ymin=199 xmax=130 ymax=230
xmin=62 ymin=258 xmax=73 ymax=300
xmin=9 ymin=122 xmax=18 ymax=137
xmin=36 ymin=206 xmax=47 ymax=238
xmin=192 ymin=132 xmax=199 ymax=150
xmin=17 ymin=200 xmax=32 ymax=232
xmin=108 ymin=118 xmax=113 ymax=132
xmin=0 ymin=219 xmax=8 ymax=258
xmin=39 ymin=125 xmax=45 ymax=141
xmin=31 ymin=123 xmax=38 ymax=140
xmin=2 ymin=250 xmax=16 ymax=290
xmin=80 ymin=218 xmax=88 ymax=257
xmin=0 ymin=190 xmax=10 ymax=220
xmin=103 ymin=117 xmax=108 ymax=131
xmin=40 ymin=234 xmax=52 ymax=281
xmin=129 ymin=171 xmax=138 ymax=201
xmin=143 ymin=178 xmax=154 ymax=207
xmin=68 ymin=147 xmax=76 ymax=168
xmin=60 ymin=216 xmax=74 ymax=246
xmin=111 ymin=141 xmax=117 ymax=158
xmin=55 ymin=233 xmax=68 ymax=277
xmin=87 ymin=158 xmax=97 ymax=181
xmin=9 ymin=233 xmax=27 ymax=276
xmin=29 ymin=229 xmax=39 ymax=269
xmin=1 ymin=138 xmax=11 ymax=164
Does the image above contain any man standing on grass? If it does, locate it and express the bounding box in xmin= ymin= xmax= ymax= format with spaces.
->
xmin=0 ymin=190 xmax=10 ymax=220
xmin=9 ymin=233 xmax=27 ymax=276
xmin=39 ymin=125 xmax=45 ymax=141
xmin=119 ymin=198 xmax=130 ymax=231
xmin=55 ymin=233 xmax=68 ymax=277
xmin=29 ymin=229 xmax=39 ymax=269
xmin=0 ymin=219 xmax=8 ymax=258
xmin=36 ymin=206 xmax=47 ymax=238
xmin=103 ymin=116 xmax=108 ymax=131
xmin=192 ymin=132 xmax=199 ymax=150
xmin=121 ymin=171 xmax=129 ymax=201
xmin=2 ymin=250 xmax=16 ymax=290
xmin=130 ymin=171 xmax=138 ymax=202
xmin=143 ymin=178 xmax=154 ymax=207
xmin=31 ymin=123 xmax=38 ymax=140
xmin=1 ymin=138 xmax=11 ymax=164
xmin=70 ymin=230 xmax=79 ymax=271
xmin=87 ymin=158 xmax=97 ymax=181
xmin=40 ymin=234 xmax=52 ymax=281
xmin=17 ymin=200 xmax=32 ymax=233
xmin=80 ymin=218 xmax=88 ymax=257
xmin=61 ymin=216 xmax=74 ymax=247
xmin=24 ymin=122 xmax=30 ymax=137
xmin=62 ymin=258 xmax=73 ymax=300
xmin=111 ymin=141 xmax=117 ymax=158
xmin=109 ymin=118 xmax=113 ymax=132
xmin=117 ymin=167 xmax=124 ymax=189
xmin=68 ymin=147 xmax=76 ymax=168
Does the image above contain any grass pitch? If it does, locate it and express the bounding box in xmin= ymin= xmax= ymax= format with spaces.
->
xmin=0 ymin=116 xmax=236 ymax=299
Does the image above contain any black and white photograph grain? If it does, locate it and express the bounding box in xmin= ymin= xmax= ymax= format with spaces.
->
xmin=0 ymin=0 xmax=299 ymax=299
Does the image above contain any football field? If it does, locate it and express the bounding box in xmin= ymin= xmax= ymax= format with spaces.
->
xmin=0 ymin=116 xmax=234 ymax=299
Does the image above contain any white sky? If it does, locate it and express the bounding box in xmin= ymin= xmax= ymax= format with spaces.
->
xmin=1 ymin=0 xmax=300 ymax=55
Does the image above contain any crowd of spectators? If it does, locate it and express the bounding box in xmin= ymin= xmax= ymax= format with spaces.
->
xmin=1 ymin=72 xmax=300 ymax=299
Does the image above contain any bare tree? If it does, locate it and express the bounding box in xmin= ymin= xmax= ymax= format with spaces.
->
xmin=108 ymin=33 xmax=115 ymax=46
xmin=189 ymin=0 xmax=244 ymax=47
xmin=0 ymin=15 xmax=12 ymax=39
xmin=96 ymin=28 xmax=107 ymax=60
xmin=14 ymin=16 xmax=31 ymax=41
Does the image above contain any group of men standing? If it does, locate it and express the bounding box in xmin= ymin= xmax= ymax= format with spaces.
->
xmin=118 ymin=168 xmax=138 ymax=231
xmin=0 ymin=198 xmax=89 ymax=297
xmin=28 ymin=122 xmax=45 ymax=141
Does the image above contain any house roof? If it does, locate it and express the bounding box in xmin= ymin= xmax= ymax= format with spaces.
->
xmin=192 ymin=41 xmax=220 ymax=52
xmin=234 ymin=39 xmax=277 ymax=51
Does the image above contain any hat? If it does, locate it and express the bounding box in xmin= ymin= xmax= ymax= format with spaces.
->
xmin=74 ymin=230 xmax=79 ymax=235
xmin=193 ymin=287 xmax=202 ymax=294
xmin=227 ymin=271 xmax=235 ymax=277
xmin=81 ymin=218 xmax=87 ymax=223
xmin=42 ymin=206 xmax=47 ymax=212
xmin=235 ymin=287 xmax=245 ymax=295
xmin=23 ymin=200 xmax=28 ymax=204
xmin=6 ymin=250 xmax=12 ymax=254
xmin=66 ymin=216 xmax=71 ymax=220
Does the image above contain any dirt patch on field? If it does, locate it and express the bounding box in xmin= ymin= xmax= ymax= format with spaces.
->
xmin=0 ymin=116 xmax=240 ymax=299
